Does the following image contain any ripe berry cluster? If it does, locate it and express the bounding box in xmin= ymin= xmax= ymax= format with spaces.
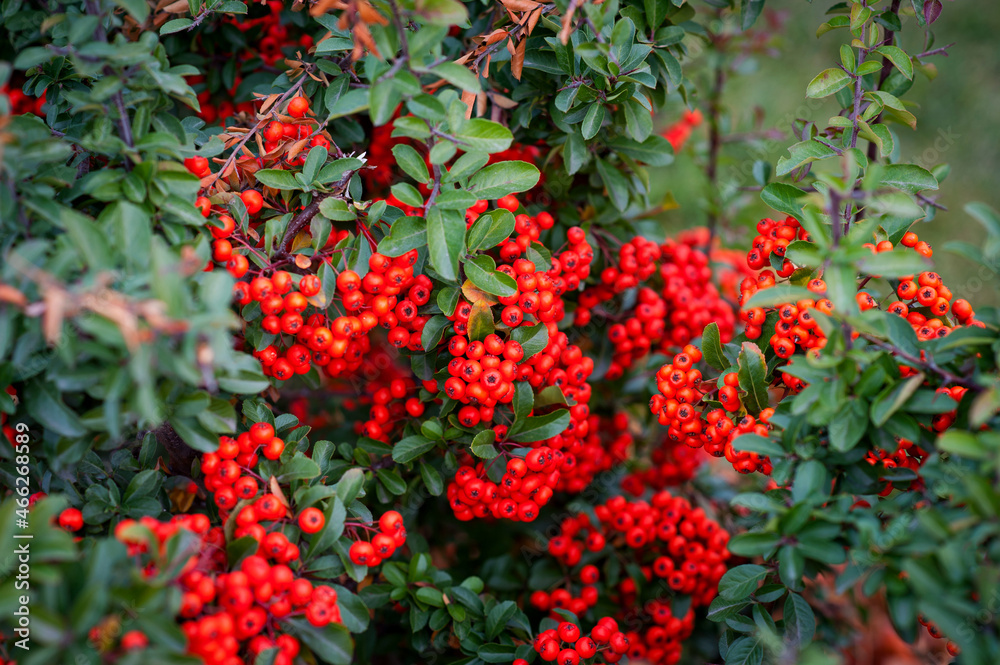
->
xmin=535 ymin=491 xmax=730 ymax=664
xmin=202 ymin=423 xmax=286 ymax=511
xmin=620 ymin=433 xmax=705 ymax=496
xmin=113 ymin=513 xmax=342 ymax=665
xmin=531 ymin=618 xmax=631 ymax=665
xmin=447 ymin=448 xmax=563 ymax=522
xmin=662 ymin=108 xmax=703 ymax=152
xmin=575 ymin=232 xmax=735 ymax=378
xmin=347 ymin=510 xmax=407 ymax=566
xmin=3 ymin=81 xmax=45 ymax=116
xmin=355 ymin=377 xmax=423 ymax=442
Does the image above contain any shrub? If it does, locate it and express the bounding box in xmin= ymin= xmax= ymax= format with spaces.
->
xmin=1 ymin=1 xmax=998 ymax=665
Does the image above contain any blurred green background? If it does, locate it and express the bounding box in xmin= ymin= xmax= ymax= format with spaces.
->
xmin=657 ymin=0 xmax=1000 ymax=305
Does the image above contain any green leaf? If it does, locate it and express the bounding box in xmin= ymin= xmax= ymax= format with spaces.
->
xmin=286 ymin=620 xmax=353 ymax=665
xmin=278 ymin=452 xmax=322 ymax=481
xmin=465 ymin=255 xmax=518 ymax=297
xmin=392 ymin=435 xmax=437 ymax=464
xmin=392 ymin=144 xmax=430 ymax=183
xmin=606 ymin=135 xmax=675 ymax=167
xmin=876 ymin=164 xmax=938 ymax=194
xmin=784 ymin=593 xmax=816 ymax=647
xmin=467 ymin=209 xmax=515 ymax=251
xmin=777 ymin=545 xmax=805 ymax=591
xmin=433 ymin=62 xmax=480 ymax=92
xmin=416 ymin=587 xmax=445 ymax=607
xmin=870 ymin=373 xmax=924 ymax=427
xmin=707 ymin=595 xmax=751 ymax=621
xmin=160 ymin=18 xmax=193 ymax=34
xmin=413 ymin=0 xmax=468 ymax=24
xmin=740 ymin=0 xmax=765 ymax=30
xmin=510 ymin=323 xmax=549 ymax=360
xmin=377 ymin=469 xmax=407 ymax=496
xmin=22 ymin=382 xmax=84 ymax=439
xmin=455 ymin=119 xmax=514 ymax=153
xmin=737 ymin=342 xmax=769 ymax=415
xmin=581 ymin=103 xmax=606 ymax=140
xmin=370 ymin=78 xmax=401 ymax=126
xmin=776 ymin=140 xmax=838 ymax=176
xmin=391 ymin=183 xmax=424 ymax=208
xmin=856 ymin=250 xmax=931 ymax=277
xmin=421 ymin=314 xmax=450 ymax=350
xmin=700 ymin=322 xmax=728 ymax=372
xmin=468 ymin=300 xmax=495 ymax=342
xmin=595 ymin=158 xmax=630 ymax=211
xmin=937 ymin=431 xmax=988 ymax=460
xmin=486 ymin=600 xmax=518 ymax=639
xmin=829 ymin=399 xmax=867 ymax=452
xmin=731 ymin=433 xmax=784 ymax=457
xmin=113 ymin=0 xmax=150 ymax=22
xmin=378 ymin=216 xmax=427 ymax=256
xmin=760 ymin=183 xmax=807 ymax=219
xmin=744 ymin=285 xmax=815 ymax=309
xmin=471 ymin=429 xmax=499 ymax=459
xmin=728 ymin=532 xmax=782 ymax=557
xmin=806 ymin=68 xmax=853 ymax=98
xmin=437 ymin=286 xmax=460 ymax=316
xmin=508 ymin=410 xmax=570 ymax=443
xmin=427 ymin=207 xmax=465 ymax=282
xmin=791 ymin=460 xmax=828 ymax=504
xmin=255 ymin=169 xmax=303 ymax=190
xmin=420 ymin=461 xmax=445 ymax=496
xmin=964 ymin=202 xmax=1000 ymax=238
xmin=478 ymin=644 xmax=518 ymax=663
xmin=336 ymin=468 xmax=364 ymax=505
xmin=512 ymin=382 xmax=534 ymax=421
xmin=467 ymin=161 xmax=541 ymax=200
xmin=302 ymin=146 xmax=328 ymax=184
xmin=875 ymin=45 xmax=913 ymax=80
xmin=719 ymin=564 xmax=769 ymax=600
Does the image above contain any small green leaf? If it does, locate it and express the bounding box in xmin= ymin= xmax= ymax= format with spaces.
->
xmin=806 ymin=68 xmax=853 ymax=98
xmin=875 ymin=45 xmax=913 ymax=80
xmin=467 ymin=161 xmax=541 ymax=200
xmin=737 ymin=342 xmax=769 ymax=415
xmin=392 ymin=436 xmax=437 ymax=464
xmin=471 ymin=429 xmax=499 ymax=459
xmin=700 ymin=322 xmax=728 ymax=372
xmin=465 ymin=255 xmax=518 ymax=297
xmin=427 ymin=207 xmax=465 ymax=282
xmin=392 ymin=144 xmax=430 ymax=183
xmin=508 ymin=410 xmax=570 ymax=443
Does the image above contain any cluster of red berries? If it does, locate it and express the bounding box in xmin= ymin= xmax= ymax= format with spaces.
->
xmin=531 ymin=619 xmax=632 ymax=665
xmin=621 ymin=433 xmax=705 ymax=495
xmin=3 ymin=82 xmax=44 ymax=116
xmin=114 ymin=513 xmax=342 ymax=664
xmin=663 ymin=108 xmax=703 ymax=152
xmin=575 ymin=232 xmax=735 ymax=378
xmin=650 ymin=349 xmax=774 ymax=475
xmin=535 ymin=492 xmax=729 ymax=664
xmin=346 ymin=510 xmax=407 ymax=566
xmin=555 ymin=412 xmax=631 ymax=494
xmin=355 ymin=377 xmax=423 ymax=441
xmin=447 ymin=448 xmax=564 ymax=522
xmin=201 ymin=423 xmax=285 ymax=510
xmin=442 ymin=332 xmax=527 ymax=427
xmin=237 ymin=253 xmax=430 ymax=382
